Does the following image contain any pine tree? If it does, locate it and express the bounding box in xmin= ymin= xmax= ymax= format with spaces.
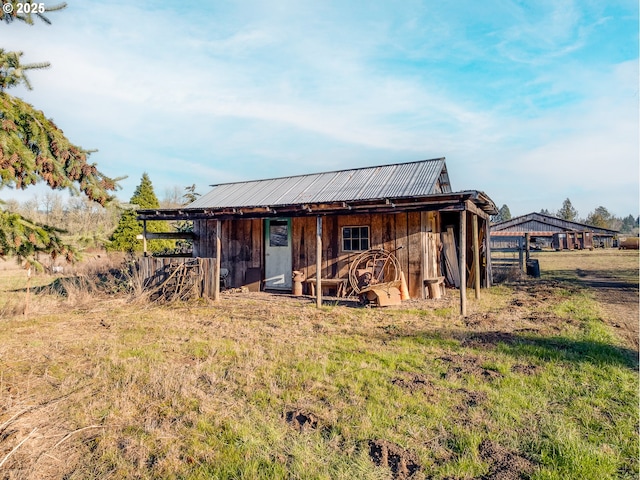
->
xmin=131 ymin=173 xmax=160 ymax=209
xmin=183 ymin=184 xmax=200 ymax=204
xmin=108 ymin=173 xmax=174 ymax=253
xmin=1 ymin=3 xmax=119 ymax=265
xmin=557 ymin=198 xmax=578 ymax=222
xmin=491 ymin=204 xmax=512 ymax=223
xmin=620 ymin=214 xmax=636 ymax=233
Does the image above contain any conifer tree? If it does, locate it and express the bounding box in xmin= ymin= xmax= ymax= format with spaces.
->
xmin=557 ymin=198 xmax=578 ymax=222
xmin=1 ymin=2 xmax=119 ymax=265
xmin=491 ymin=204 xmax=512 ymax=223
xmin=108 ymin=173 xmax=173 ymax=253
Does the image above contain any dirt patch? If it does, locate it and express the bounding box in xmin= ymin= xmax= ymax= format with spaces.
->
xmin=285 ymin=409 xmax=319 ymax=431
xmin=478 ymin=438 xmax=534 ymax=480
xmin=392 ymin=373 xmax=437 ymax=395
xmin=457 ymin=388 xmax=488 ymax=407
xmin=461 ymin=331 xmax=520 ymax=349
xmin=438 ymin=354 xmax=503 ymax=382
xmin=368 ymin=439 xmax=421 ymax=479
xmin=463 ymin=312 xmax=496 ymax=328
xmin=523 ymin=312 xmax=578 ymax=330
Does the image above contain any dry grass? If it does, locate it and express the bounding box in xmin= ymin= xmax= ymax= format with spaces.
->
xmin=0 ymin=251 xmax=638 ymax=479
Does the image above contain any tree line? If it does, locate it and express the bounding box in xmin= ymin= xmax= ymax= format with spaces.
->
xmin=492 ymin=199 xmax=639 ymax=234
xmin=3 ymin=174 xmax=199 ymax=253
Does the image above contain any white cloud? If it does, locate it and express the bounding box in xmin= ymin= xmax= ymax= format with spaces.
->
xmin=1 ymin=1 xmax=637 ymax=217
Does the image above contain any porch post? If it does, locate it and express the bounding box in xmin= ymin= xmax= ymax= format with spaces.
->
xmin=472 ymin=214 xmax=480 ymax=299
xmin=214 ymin=219 xmax=221 ymax=302
xmin=142 ymin=220 xmax=148 ymax=257
xmin=484 ymin=218 xmax=492 ymax=287
xmin=316 ymin=216 xmax=322 ymax=308
xmin=459 ymin=210 xmax=467 ymax=316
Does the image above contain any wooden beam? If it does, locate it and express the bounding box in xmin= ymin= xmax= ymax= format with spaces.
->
xmin=143 ymin=232 xmax=195 ymax=240
xmin=459 ymin=210 xmax=467 ymax=316
xmin=316 ymin=216 xmax=322 ymax=308
xmin=214 ymin=219 xmax=221 ymax=302
xmin=472 ymin=214 xmax=480 ymax=299
xmin=464 ymin=199 xmax=490 ymax=219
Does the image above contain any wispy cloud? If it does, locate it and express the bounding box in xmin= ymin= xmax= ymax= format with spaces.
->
xmin=2 ymin=0 xmax=637 ymax=215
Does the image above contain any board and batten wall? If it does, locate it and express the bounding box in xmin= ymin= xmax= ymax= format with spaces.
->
xmin=192 ymin=211 xmax=442 ymax=299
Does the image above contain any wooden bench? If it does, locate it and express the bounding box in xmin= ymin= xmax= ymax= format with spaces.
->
xmin=305 ymin=278 xmax=348 ymax=298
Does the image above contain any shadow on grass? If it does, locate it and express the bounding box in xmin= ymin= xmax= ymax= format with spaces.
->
xmin=543 ymin=269 xmax=639 ymax=293
xmin=398 ymin=329 xmax=639 ymax=371
xmin=460 ymin=330 xmax=638 ymax=370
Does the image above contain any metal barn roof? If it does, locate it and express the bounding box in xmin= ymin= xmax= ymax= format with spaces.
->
xmin=491 ymin=212 xmax=618 ymax=235
xmin=186 ymin=158 xmax=451 ymax=209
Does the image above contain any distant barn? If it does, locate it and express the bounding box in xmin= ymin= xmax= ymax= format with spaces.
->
xmin=491 ymin=212 xmax=618 ymax=250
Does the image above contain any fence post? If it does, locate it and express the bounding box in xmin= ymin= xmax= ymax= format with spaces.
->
xmin=518 ymin=237 xmax=524 ymax=271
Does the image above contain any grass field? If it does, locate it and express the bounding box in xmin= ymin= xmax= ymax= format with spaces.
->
xmin=0 ymin=250 xmax=638 ymax=479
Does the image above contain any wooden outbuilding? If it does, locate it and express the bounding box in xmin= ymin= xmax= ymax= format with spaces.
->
xmin=138 ymin=158 xmax=497 ymax=314
xmin=491 ymin=212 xmax=618 ymax=249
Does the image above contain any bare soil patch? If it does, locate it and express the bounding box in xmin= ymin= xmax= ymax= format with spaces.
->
xmin=478 ymin=438 xmax=534 ymax=480
xmin=368 ymin=439 xmax=421 ymax=479
xmin=438 ymin=354 xmax=503 ymax=382
xmin=391 ymin=373 xmax=437 ymax=395
xmin=285 ymin=409 xmax=320 ymax=431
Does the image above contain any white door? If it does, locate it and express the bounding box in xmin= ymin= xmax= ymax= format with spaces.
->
xmin=264 ymin=218 xmax=292 ymax=290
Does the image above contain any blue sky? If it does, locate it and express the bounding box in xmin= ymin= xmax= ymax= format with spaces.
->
xmin=2 ymin=0 xmax=638 ymax=218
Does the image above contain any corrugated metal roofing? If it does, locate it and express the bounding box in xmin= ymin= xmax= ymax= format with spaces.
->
xmin=491 ymin=212 xmax=619 ymax=234
xmin=187 ymin=158 xmax=450 ymax=209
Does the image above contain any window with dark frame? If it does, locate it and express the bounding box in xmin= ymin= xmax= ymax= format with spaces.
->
xmin=342 ymin=226 xmax=370 ymax=251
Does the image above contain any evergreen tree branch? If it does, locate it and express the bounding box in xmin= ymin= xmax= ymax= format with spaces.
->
xmin=1 ymin=92 xmax=122 ymax=206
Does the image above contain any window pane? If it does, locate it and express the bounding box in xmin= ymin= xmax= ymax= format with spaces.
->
xmin=269 ymin=221 xmax=288 ymax=247
xmin=342 ymin=226 xmax=370 ymax=251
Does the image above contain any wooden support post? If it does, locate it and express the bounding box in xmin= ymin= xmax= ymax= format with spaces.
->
xmin=143 ymin=220 xmax=148 ymax=257
xmin=214 ymin=219 xmax=221 ymax=302
xmin=525 ymin=232 xmax=531 ymax=261
xmin=518 ymin=237 xmax=524 ymax=271
xmin=459 ymin=210 xmax=467 ymax=316
xmin=316 ymin=216 xmax=322 ymax=308
xmin=472 ymin=214 xmax=480 ymax=299
xmin=484 ymin=218 xmax=492 ymax=287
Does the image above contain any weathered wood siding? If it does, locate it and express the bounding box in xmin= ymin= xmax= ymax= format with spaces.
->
xmin=193 ymin=212 xmax=444 ymax=298
xmin=193 ymin=218 xmax=263 ymax=288
xmin=291 ymin=212 xmax=441 ymax=299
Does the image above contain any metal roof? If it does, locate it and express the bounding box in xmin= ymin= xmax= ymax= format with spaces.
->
xmin=491 ymin=212 xmax=618 ymax=234
xmin=187 ymin=158 xmax=451 ymax=209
